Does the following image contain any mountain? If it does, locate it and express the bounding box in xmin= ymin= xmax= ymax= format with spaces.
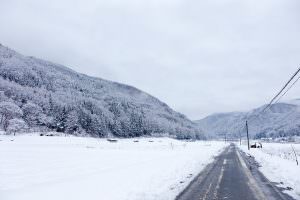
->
xmin=0 ymin=44 xmax=204 ymax=139
xmin=196 ymin=100 xmax=300 ymax=139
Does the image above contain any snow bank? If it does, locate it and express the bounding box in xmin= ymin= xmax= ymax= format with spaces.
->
xmin=240 ymin=143 xmax=300 ymax=199
xmin=0 ymin=135 xmax=227 ymax=200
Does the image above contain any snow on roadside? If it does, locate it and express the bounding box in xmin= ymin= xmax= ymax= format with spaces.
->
xmin=0 ymin=135 xmax=227 ymax=200
xmin=240 ymin=143 xmax=300 ymax=199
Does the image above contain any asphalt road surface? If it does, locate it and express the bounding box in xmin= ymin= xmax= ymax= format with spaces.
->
xmin=176 ymin=144 xmax=295 ymax=200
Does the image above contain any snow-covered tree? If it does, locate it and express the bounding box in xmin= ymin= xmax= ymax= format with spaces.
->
xmin=7 ymin=118 xmax=28 ymax=135
xmin=66 ymin=110 xmax=81 ymax=134
xmin=22 ymin=102 xmax=43 ymax=126
xmin=0 ymin=91 xmax=9 ymax=102
xmin=0 ymin=101 xmax=23 ymax=130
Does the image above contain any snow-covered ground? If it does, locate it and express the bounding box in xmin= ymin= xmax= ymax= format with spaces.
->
xmin=0 ymin=134 xmax=227 ymax=200
xmin=240 ymin=142 xmax=300 ymax=199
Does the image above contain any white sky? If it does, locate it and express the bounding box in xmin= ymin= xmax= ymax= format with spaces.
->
xmin=1 ymin=0 xmax=300 ymax=119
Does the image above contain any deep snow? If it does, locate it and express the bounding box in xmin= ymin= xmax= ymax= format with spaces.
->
xmin=0 ymin=134 xmax=227 ymax=200
xmin=240 ymin=142 xmax=300 ymax=199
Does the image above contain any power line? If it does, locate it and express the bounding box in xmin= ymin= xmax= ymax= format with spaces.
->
xmin=267 ymin=75 xmax=300 ymax=122
xmin=262 ymin=67 xmax=300 ymax=113
xmin=272 ymin=74 xmax=300 ymax=105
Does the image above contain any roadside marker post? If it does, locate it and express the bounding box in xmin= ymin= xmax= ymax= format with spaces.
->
xmin=246 ymin=121 xmax=250 ymax=150
xmin=239 ymin=131 xmax=241 ymax=146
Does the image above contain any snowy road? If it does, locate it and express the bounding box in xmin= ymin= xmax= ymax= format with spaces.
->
xmin=176 ymin=144 xmax=295 ymax=200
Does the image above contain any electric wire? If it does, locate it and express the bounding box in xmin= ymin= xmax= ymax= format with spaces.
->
xmin=262 ymin=67 xmax=300 ymax=113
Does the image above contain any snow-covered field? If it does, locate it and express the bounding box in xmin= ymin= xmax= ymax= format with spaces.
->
xmin=240 ymin=142 xmax=300 ymax=199
xmin=0 ymin=134 xmax=227 ymax=200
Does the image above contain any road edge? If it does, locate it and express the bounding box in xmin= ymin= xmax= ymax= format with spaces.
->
xmin=236 ymin=149 xmax=268 ymax=200
xmin=237 ymin=147 xmax=296 ymax=200
xmin=175 ymin=146 xmax=230 ymax=200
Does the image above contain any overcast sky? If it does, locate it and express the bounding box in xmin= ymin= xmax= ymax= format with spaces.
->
xmin=1 ymin=0 xmax=300 ymax=119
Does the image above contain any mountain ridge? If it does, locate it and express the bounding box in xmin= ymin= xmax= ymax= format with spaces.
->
xmin=196 ymin=100 xmax=300 ymax=139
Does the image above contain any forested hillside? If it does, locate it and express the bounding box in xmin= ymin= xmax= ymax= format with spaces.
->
xmin=0 ymin=44 xmax=204 ymax=139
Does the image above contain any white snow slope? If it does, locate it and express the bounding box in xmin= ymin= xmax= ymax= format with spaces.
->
xmin=240 ymin=143 xmax=300 ymax=199
xmin=0 ymin=134 xmax=227 ymax=200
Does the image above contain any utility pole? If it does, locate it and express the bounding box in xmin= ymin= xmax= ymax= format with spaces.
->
xmin=246 ymin=120 xmax=250 ymax=150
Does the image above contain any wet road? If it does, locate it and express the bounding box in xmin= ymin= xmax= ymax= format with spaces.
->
xmin=176 ymin=144 xmax=295 ymax=200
